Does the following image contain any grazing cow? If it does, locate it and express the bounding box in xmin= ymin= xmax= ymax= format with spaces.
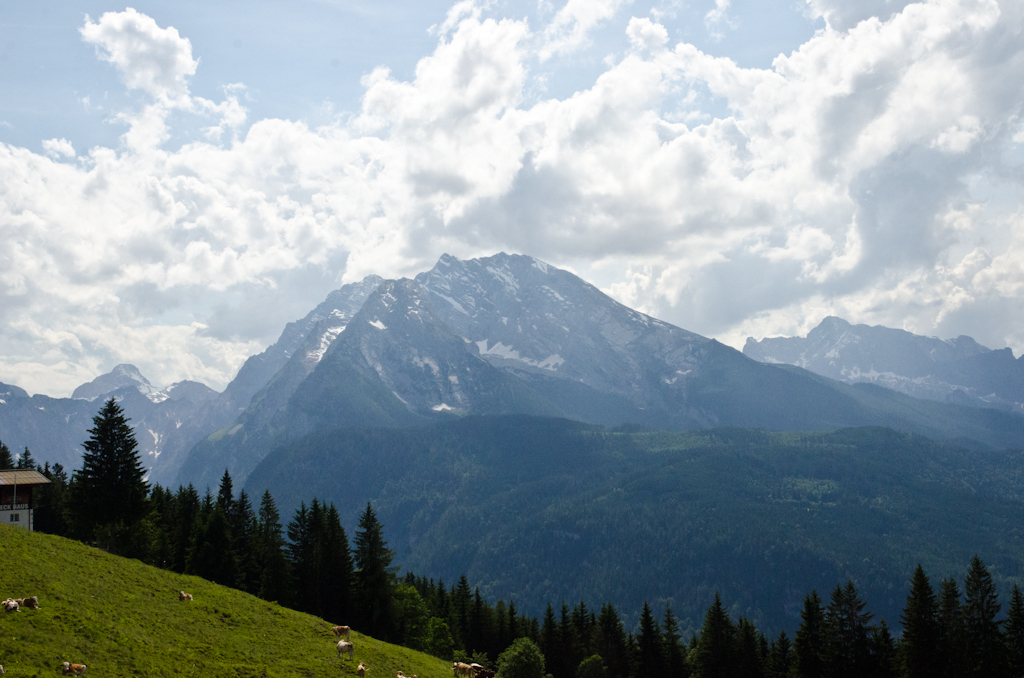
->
xmin=337 ymin=640 xmax=354 ymax=660
xmin=2 ymin=599 xmax=18 ymax=612
xmin=15 ymin=596 xmax=40 ymax=609
xmin=61 ymin=662 xmax=87 ymax=676
xmin=0 ymin=663 xmax=5 ymax=674
xmin=356 ymin=662 xmax=368 ymax=678
xmin=178 ymin=591 xmax=193 ymax=601
xmin=332 ymin=624 xmax=351 ymax=640
xmin=453 ymin=662 xmax=474 ymax=678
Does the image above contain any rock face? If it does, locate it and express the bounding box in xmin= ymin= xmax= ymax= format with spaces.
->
xmin=0 ymin=368 xmax=218 ymax=476
xmin=744 ymin=317 xmax=1024 ymax=413
xmin=7 ymin=254 xmax=1024 ymax=491
xmin=180 ymin=254 xmax=1024 ymax=492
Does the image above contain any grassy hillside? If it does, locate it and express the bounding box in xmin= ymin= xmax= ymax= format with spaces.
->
xmin=0 ymin=525 xmax=452 ymax=678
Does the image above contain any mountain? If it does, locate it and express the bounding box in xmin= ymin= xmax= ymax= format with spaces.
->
xmin=180 ymin=253 xmax=1024 ymax=492
xmin=0 ymin=367 xmax=217 ymax=476
xmin=0 ymin=275 xmax=383 ymax=485
xmin=744 ymin=316 xmax=1024 ymax=414
xmin=245 ymin=415 xmax=1024 ymax=634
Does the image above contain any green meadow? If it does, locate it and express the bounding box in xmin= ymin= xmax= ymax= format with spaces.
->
xmin=0 ymin=524 xmax=451 ymax=678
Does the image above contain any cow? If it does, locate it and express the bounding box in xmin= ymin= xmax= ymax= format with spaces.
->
xmin=453 ymin=662 xmax=474 ymax=678
xmin=61 ymin=662 xmax=87 ymax=676
xmin=332 ymin=624 xmax=351 ymax=640
xmin=337 ymin=640 xmax=354 ymax=660
xmin=178 ymin=591 xmax=193 ymax=601
xmin=15 ymin=595 xmax=40 ymax=609
xmin=2 ymin=599 xmax=18 ymax=613
xmin=357 ymin=662 xmax=368 ymax=678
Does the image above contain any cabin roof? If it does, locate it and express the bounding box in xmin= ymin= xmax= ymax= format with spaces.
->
xmin=0 ymin=470 xmax=51 ymax=485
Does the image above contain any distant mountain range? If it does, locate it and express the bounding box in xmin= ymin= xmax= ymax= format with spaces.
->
xmin=2 ymin=254 xmax=1024 ymax=490
xmin=744 ymin=316 xmax=1024 ymax=414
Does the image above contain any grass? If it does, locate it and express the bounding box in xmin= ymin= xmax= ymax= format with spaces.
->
xmin=0 ymin=524 xmax=452 ymax=677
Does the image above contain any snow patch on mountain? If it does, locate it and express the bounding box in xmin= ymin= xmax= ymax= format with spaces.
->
xmin=369 ymin=319 xmax=387 ymax=330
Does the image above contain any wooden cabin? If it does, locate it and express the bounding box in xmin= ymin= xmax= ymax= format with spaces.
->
xmin=0 ymin=469 xmax=51 ymax=531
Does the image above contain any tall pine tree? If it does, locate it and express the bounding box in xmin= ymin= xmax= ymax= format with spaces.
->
xmin=1005 ymin=584 xmax=1024 ymax=678
xmin=354 ymin=502 xmax=396 ymax=640
xmin=962 ymin=555 xmax=1005 ymax=677
xmin=793 ymin=591 xmax=825 ymax=678
xmin=900 ymin=564 xmax=939 ymax=678
xmin=72 ymin=398 xmax=149 ymax=552
xmin=693 ymin=593 xmax=736 ymax=678
xmin=0 ymin=439 xmax=13 ymax=469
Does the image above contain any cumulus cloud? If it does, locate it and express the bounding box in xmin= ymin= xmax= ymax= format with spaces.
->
xmin=2 ymin=0 xmax=1024 ymax=396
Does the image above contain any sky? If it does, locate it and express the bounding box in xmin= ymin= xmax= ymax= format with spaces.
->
xmin=2 ymin=0 xmax=1024 ymax=396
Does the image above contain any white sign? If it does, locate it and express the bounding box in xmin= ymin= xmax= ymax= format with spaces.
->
xmin=0 ymin=504 xmax=28 ymax=511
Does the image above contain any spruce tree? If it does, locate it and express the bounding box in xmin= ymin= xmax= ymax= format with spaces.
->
xmin=186 ymin=504 xmax=238 ymax=587
xmin=16 ymin=447 xmax=35 ymax=469
xmin=900 ymin=564 xmax=939 ymax=678
xmin=662 ymin=605 xmax=689 ymax=678
xmin=542 ymin=603 xmax=559 ymax=664
xmin=173 ymin=484 xmax=201 ymax=572
xmin=635 ymin=601 xmax=663 ymax=678
xmin=231 ymin=489 xmax=259 ymax=593
xmin=823 ymin=581 xmax=873 ymax=678
xmin=693 ymin=593 xmax=736 ymax=678
xmin=216 ymin=469 xmax=233 ymax=513
xmin=962 ymin=555 xmax=1005 ymax=677
xmin=324 ymin=503 xmax=354 ymax=624
xmin=256 ymin=490 xmax=290 ymax=604
xmin=596 ymin=602 xmax=629 ymax=678
xmin=354 ymin=502 xmax=396 ymax=640
xmin=871 ymin=620 xmax=897 ymax=678
xmin=733 ymin=617 xmax=763 ymax=678
xmin=73 ymin=398 xmax=149 ymax=552
xmin=1005 ymin=584 xmax=1024 ymax=678
xmin=793 ymin=591 xmax=825 ymax=678
xmin=287 ymin=501 xmax=314 ymax=612
xmin=0 ymin=439 xmax=13 ymax=469
xmin=937 ymin=577 xmax=968 ymax=678
xmin=766 ymin=630 xmax=791 ymax=678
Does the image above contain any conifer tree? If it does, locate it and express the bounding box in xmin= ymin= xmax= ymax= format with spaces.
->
xmin=16 ymin=447 xmax=35 ymax=469
xmin=0 ymin=439 xmax=13 ymax=469
xmin=354 ymin=502 xmax=396 ymax=640
xmin=693 ymin=593 xmax=736 ymax=678
xmin=216 ymin=469 xmax=233 ymax=513
xmin=871 ymin=620 xmax=897 ymax=678
xmin=558 ymin=601 xmax=579 ymax=678
xmin=287 ymin=501 xmax=314 ymax=612
xmin=734 ymin=617 xmax=763 ymax=678
xmin=173 ymin=484 xmax=201 ymax=572
xmin=900 ymin=564 xmax=939 ymax=678
xmin=596 ymin=602 xmax=629 ymax=678
xmin=186 ymin=504 xmax=238 ymax=587
xmin=766 ymin=630 xmax=791 ymax=678
xmin=72 ymin=398 xmax=149 ymax=552
xmin=256 ymin=490 xmax=290 ymax=603
xmin=542 ymin=603 xmax=559 ymax=663
xmin=34 ymin=462 xmax=70 ymax=537
xmin=823 ymin=581 xmax=873 ymax=678
xmin=793 ymin=591 xmax=825 ymax=678
xmin=324 ymin=502 xmax=354 ymax=624
xmin=635 ymin=601 xmax=663 ymax=678
xmin=231 ymin=489 xmax=259 ymax=593
xmin=662 ymin=605 xmax=688 ymax=678
xmin=937 ymin=578 xmax=968 ymax=678
xmin=962 ymin=555 xmax=1005 ymax=677
xmin=1005 ymin=584 xmax=1024 ymax=678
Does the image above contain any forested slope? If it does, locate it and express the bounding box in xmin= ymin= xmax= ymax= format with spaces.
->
xmin=246 ymin=416 xmax=1024 ymax=634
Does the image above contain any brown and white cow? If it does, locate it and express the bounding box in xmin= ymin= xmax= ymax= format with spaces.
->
xmin=337 ymin=640 xmax=354 ymax=660
xmin=178 ymin=591 xmax=193 ymax=601
xmin=61 ymin=662 xmax=87 ymax=676
xmin=332 ymin=624 xmax=351 ymax=640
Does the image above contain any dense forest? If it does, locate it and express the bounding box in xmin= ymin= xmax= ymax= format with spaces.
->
xmin=4 ymin=400 xmax=1024 ymax=677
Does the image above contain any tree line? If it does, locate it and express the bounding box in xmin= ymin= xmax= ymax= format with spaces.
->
xmin=4 ymin=399 xmax=1024 ymax=677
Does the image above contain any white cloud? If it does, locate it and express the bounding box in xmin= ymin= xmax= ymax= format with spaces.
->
xmin=3 ymin=0 xmax=1024 ymax=396
xmin=42 ymin=138 xmax=76 ymax=159
xmin=540 ymin=0 xmax=629 ymax=60
xmin=80 ymin=8 xmax=198 ymax=103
